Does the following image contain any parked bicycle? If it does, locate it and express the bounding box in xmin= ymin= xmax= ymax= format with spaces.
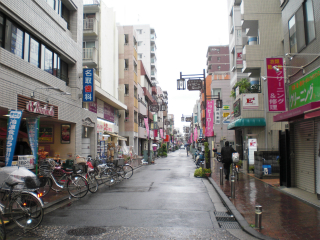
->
xmin=0 ymin=181 xmax=44 ymax=230
xmin=83 ymin=156 xmax=98 ymax=193
xmin=38 ymin=159 xmax=89 ymax=198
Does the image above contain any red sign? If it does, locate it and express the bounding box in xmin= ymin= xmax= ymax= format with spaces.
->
xmin=266 ymin=58 xmax=286 ymax=111
xmin=205 ymin=100 xmax=214 ymax=137
xmin=164 ymin=134 xmax=170 ymax=142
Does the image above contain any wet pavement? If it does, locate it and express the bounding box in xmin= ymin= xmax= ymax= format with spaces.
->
xmin=5 ymin=151 xmax=258 ymax=240
xmin=210 ymin=159 xmax=320 ymax=240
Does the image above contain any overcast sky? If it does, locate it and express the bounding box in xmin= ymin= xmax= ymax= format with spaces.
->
xmin=106 ymin=0 xmax=229 ymax=133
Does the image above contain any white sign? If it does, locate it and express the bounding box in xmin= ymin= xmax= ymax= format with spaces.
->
xmin=97 ymin=119 xmax=114 ymax=133
xmin=26 ymin=101 xmax=54 ymax=116
xmin=243 ymin=94 xmax=259 ymax=109
xmin=248 ymin=138 xmax=257 ymax=165
xmin=18 ymin=155 xmax=35 ymax=169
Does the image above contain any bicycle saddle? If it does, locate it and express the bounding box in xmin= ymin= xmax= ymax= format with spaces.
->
xmin=5 ymin=182 xmax=19 ymax=188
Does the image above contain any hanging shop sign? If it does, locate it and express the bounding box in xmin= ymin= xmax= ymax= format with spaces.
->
xmin=185 ymin=117 xmax=192 ymax=122
xmin=243 ymin=94 xmax=259 ymax=109
xmin=18 ymin=95 xmax=58 ymax=119
xmin=149 ymin=104 xmax=159 ymax=112
xmin=233 ymin=99 xmax=241 ymax=117
xmin=205 ymin=100 xmax=214 ymax=137
xmin=5 ymin=110 xmax=23 ymax=166
xmin=83 ymin=68 xmax=94 ymax=102
xmin=266 ymin=58 xmax=286 ymax=111
xmin=187 ymin=80 xmax=202 ymax=91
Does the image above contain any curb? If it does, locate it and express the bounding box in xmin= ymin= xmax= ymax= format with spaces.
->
xmin=208 ymin=177 xmax=277 ymax=240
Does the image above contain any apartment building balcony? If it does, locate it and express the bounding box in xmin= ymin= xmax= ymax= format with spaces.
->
xmin=150 ymin=34 xmax=156 ymax=44
xmin=151 ymin=47 xmax=156 ymax=57
xmin=151 ymin=58 xmax=156 ymax=68
xmin=133 ymin=48 xmax=138 ymax=61
xmin=138 ymin=126 xmax=147 ymax=139
xmin=242 ymin=44 xmax=261 ymax=73
xmin=83 ymin=18 xmax=98 ymax=37
xmin=142 ymin=87 xmax=154 ymax=103
xmin=138 ymin=100 xmax=147 ymax=117
xmin=152 ymin=86 xmax=157 ymax=95
xmin=134 ymin=72 xmax=138 ymax=84
xmin=83 ymin=47 xmax=98 ymax=67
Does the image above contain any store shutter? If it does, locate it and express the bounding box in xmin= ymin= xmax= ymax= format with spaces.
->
xmin=293 ymin=120 xmax=315 ymax=193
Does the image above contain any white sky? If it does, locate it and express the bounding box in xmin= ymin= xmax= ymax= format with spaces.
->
xmin=105 ymin=0 xmax=229 ymax=133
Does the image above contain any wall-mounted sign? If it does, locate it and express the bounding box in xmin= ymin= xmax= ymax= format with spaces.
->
xmin=266 ymin=58 xmax=286 ymax=111
xmin=223 ymin=105 xmax=230 ymax=110
xmin=149 ymin=104 xmax=159 ymax=112
xmin=26 ymin=101 xmax=54 ymax=117
xmin=187 ymin=80 xmax=202 ymax=91
xmin=83 ymin=68 xmax=94 ymax=102
xmin=243 ymin=94 xmax=259 ymax=109
xmin=233 ymin=99 xmax=241 ymax=117
xmin=223 ymin=112 xmax=230 ymax=118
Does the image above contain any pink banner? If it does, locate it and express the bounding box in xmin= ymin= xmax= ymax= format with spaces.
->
xmin=205 ymin=100 xmax=214 ymax=137
xmin=160 ymin=129 xmax=164 ymax=139
xmin=191 ymin=133 xmax=193 ymax=143
xmin=194 ymin=128 xmax=198 ymax=142
xmin=144 ymin=118 xmax=149 ymax=138
xmin=266 ymin=58 xmax=286 ymax=111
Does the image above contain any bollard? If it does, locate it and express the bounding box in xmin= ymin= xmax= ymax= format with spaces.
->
xmin=255 ymin=205 xmax=262 ymax=229
xmin=220 ymin=167 xmax=223 ymax=185
xmin=231 ymin=175 xmax=235 ymax=199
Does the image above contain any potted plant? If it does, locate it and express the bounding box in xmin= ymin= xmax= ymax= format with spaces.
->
xmin=203 ymin=168 xmax=212 ymax=177
xmin=249 ymin=165 xmax=254 ymax=173
xmin=194 ymin=168 xmax=211 ymax=178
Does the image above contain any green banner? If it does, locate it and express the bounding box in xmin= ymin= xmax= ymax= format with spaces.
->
xmin=289 ymin=67 xmax=320 ymax=110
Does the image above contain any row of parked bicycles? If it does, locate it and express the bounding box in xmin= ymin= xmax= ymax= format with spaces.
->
xmin=0 ymin=155 xmax=134 ymax=237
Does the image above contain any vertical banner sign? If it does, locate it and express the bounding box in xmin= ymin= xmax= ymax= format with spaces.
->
xmin=5 ymin=110 xmax=23 ymax=166
xmin=206 ymin=100 xmax=214 ymax=137
xmin=144 ymin=118 xmax=149 ymax=138
xmin=266 ymin=58 xmax=286 ymax=111
xmin=26 ymin=118 xmax=39 ymax=165
xmin=160 ymin=129 xmax=164 ymax=139
xmin=194 ymin=128 xmax=198 ymax=142
xmin=83 ymin=68 xmax=94 ymax=102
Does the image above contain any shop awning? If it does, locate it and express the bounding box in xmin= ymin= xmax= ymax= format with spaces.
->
xmin=273 ymin=101 xmax=320 ymax=122
xmin=227 ymin=118 xmax=266 ymax=130
xmin=104 ymin=132 xmax=127 ymax=141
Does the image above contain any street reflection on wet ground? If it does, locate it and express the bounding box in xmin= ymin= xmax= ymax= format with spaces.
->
xmin=211 ymin=160 xmax=320 ymax=240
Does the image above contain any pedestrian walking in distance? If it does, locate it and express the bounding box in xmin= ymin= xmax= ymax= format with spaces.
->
xmin=186 ymin=145 xmax=189 ymax=156
xmin=221 ymin=141 xmax=236 ymax=181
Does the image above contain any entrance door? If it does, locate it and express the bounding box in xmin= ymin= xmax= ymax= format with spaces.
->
xmin=279 ymin=129 xmax=291 ymax=187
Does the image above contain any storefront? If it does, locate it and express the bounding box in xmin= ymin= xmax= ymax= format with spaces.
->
xmin=0 ymin=95 xmax=82 ymax=169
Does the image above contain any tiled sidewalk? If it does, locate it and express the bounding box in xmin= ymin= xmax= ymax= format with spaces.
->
xmin=210 ymin=160 xmax=320 ymax=240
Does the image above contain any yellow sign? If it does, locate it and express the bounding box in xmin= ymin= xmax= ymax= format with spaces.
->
xmin=223 ymin=112 xmax=230 ymax=118
xmin=223 ymin=105 xmax=230 ymax=110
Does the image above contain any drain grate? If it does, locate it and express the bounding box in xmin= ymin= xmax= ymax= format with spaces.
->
xmin=219 ymin=222 xmax=242 ymax=229
xmin=216 ymin=216 xmax=236 ymax=222
xmin=66 ymin=227 xmax=106 ymax=236
xmin=214 ymin=212 xmax=232 ymax=217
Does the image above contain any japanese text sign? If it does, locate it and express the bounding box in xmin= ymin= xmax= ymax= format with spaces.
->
xmin=144 ymin=118 xmax=149 ymax=138
xmin=289 ymin=67 xmax=320 ymax=110
xmin=205 ymin=100 xmax=214 ymax=137
xmin=266 ymin=58 xmax=286 ymax=111
xmin=5 ymin=110 xmax=23 ymax=166
xmin=83 ymin=68 xmax=94 ymax=102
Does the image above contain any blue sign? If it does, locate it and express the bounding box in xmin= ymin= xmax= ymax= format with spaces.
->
xmin=26 ymin=118 xmax=39 ymax=165
xmin=200 ymin=129 xmax=203 ymax=138
xmin=83 ymin=68 xmax=94 ymax=102
xmin=5 ymin=110 xmax=23 ymax=166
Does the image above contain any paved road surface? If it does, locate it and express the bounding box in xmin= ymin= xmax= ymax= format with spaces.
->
xmin=6 ymin=150 xmax=257 ymax=240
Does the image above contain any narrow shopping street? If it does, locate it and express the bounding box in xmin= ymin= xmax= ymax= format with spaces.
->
xmin=5 ymin=150 xmax=256 ymax=240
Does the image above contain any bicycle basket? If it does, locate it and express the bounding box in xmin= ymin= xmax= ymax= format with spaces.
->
xmin=72 ymin=164 xmax=87 ymax=174
xmin=24 ymin=176 xmax=41 ymax=189
xmin=39 ymin=161 xmax=53 ymax=176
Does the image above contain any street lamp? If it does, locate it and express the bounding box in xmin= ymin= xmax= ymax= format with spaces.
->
xmin=177 ymin=78 xmax=186 ymax=90
xmin=273 ymin=65 xmax=305 ymax=75
xmin=286 ymin=52 xmax=320 ymax=61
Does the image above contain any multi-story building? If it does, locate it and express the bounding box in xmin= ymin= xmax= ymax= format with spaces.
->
xmin=0 ymin=0 xmax=97 ymax=163
xmin=206 ymin=45 xmax=235 ymax=152
xmin=83 ymin=0 xmax=127 ymax=158
xmin=273 ymin=0 xmax=320 ymax=197
xmin=226 ymin=0 xmax=286 ymax=170
xmin=134 ymin=25 xmax=158 ymax=86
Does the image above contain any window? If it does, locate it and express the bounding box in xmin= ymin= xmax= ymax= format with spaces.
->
xmin=138 ymin=41 xmax=143 ymax=46
xmin=217 ymin=66 xmax=221 ymax=70
xmin=288 ymin=0 xmax=315 ymax=53
xmin=136 ymin=29 xmax=142 ymax=34
xmin=5 ymin=20 xmax=24 ymax=59
xmin=124 ymin=34 xmax=129 ymax=45
xmin=138 ymin=54 xmax=142 ymax=59
xmin=217 ymin=57 xmax=220 ymax=62
xmin=134 ymin=86 xmax=137 ymax=99
xmin=212 ymin=88 xmax=221 ymax=97
xmin=125 ymin=84 xmax=129 ymax=95
xmin=124 ymin=59 xmax=129 ymax=69
xmin=61 ymin=3 xmax=70 ymax=30
xmin=0 ymin=13 xmax=4 ymax=47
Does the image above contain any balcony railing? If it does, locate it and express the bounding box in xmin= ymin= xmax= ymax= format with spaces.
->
xmin=83 ymin=47 xmax=98 ymax=66
xmin=83 ymin=18 xmax=98 ymax=36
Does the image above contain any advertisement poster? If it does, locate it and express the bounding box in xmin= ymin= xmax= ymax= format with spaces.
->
xmin=5 ymin=110 xmax=23 ymax=166
xmin=144 ymin=118 xmax=149 ymax=138
xmin=205 ymin=100 xmax=214 ymax=137
xmin=104 ymin=102 xmax=115 ymax=122
xmin=61 ymin=124 xmax=71 ymax=144
xmin=243 ymin=94 xmax=259 ymax=109
xmin=248 ymin=138 xmax=257 ymax=165
xmin=266 ymin=58 xmax=286 ymax=111
xmin=39 ymin=126 xmax=54 ymax=143
xmin=26 ymin=118 xmax=39 ymax=165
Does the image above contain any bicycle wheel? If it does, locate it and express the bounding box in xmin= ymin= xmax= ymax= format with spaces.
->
xmin=9 ymin=192 xmax=44 ymax=229
xmin=86 ymin=172 xmax=98 ymax=193
xmin=0 ymin=212 xmax=6 ymax=240
xmin=116 ymin=166 xmax=125 ymax=178
xmin=38 ymin=177 xmax=52 ymax=197
xmin=104 ymin=168 xmax=117 ymax=186
xmin=122 ymin=165 xmax=133 ymax=179
xmin=67 ymin=175 xmax=88 ymax=198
